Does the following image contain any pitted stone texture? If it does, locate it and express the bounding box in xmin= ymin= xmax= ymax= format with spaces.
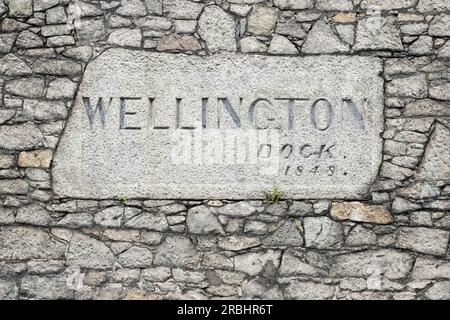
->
xmin=153 ymin=235 xmax=202 ymax=268
xmin=274 ymin=0 xmax=313 ymax=10
xmin=331 ymin=202 xmax=393 ymax=224
xmin=424 ymin=281 xmax=450 ymax=300
xmin=395 ymin=227 xmax=450 ymax=256
xmin=234 ymin=250 xmax=281 ymax=276
xmin=53 ymin=50 xmax=384 ymax=199
xmin=284 ymin=281 xmax=335 ymax=300
xmin=417 ymin=0 xmax=450 ymax=13
xmin=107 ymin=29 xmax=142 ymax=47
xmin=186 ymin=206 xmax=224 ymax=235
xmin=0 ymin=227 xmax=66 ymax=261
xmin=330 ymin=249 xmax=414 ymax=279
xmin=316 ymin=0 xmax=353 ymax=11
xmin=354 ymin=16 xmax=403 ymax=51
xmin=360 ymin=0 xmax=418 ymax=10
xmin=302 ymin=19 xmax=350 ymax=54
xmin=429 ymin=15 xmax=450 ymax=36
xmin=66 ymin=233 xmax=115 ymax=270
xmin=0 ymin=123 xmax=44 ymax=150
xmin=268 ymin=35 xmax=298 ymax=55
xmin=163 ymin=0 xmax=203 ymax=19
xmin=247 ymin=6 xmax=278 ymax=36
xmin=9 ymin=0 xmax=33 ymax=17
xmin=415 ymin=124 xmax=450 ymax=181
xmin=157 ymin=34 xmax=201 ymax=51
xmin=304 ymin=217 xmax=343 ymax=249
xmin=198 ymin=6 xmax=236 ymax=52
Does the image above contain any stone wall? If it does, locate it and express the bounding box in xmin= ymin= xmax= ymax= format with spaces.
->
xmin=0 ymin=0 xmax=449 ymax=300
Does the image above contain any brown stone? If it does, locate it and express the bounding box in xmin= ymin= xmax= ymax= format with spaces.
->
xmin=331 ymin=202 xmax=393 ymax=224
xmin=18 ymin=149 xmax=53 ymax=168
xmin=156 ymin=34 xmax=202 ymax=51
xmin=332 ymin=12 xmax=356 ymax=23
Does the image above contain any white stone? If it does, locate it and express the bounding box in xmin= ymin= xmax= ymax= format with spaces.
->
xmin=274 ymin=0 xmax=313 ymax=10
xmin=107 ymin=29 xmax=142 ymax=47
xmin=415 ymin=124 xmax=450 ymax=181
xmin=247 ymin=6 xmax=278 ymax=36
xmin=302 ymin=20 xmax=350 ymax=54
xmin=354 ymin=15 xmax=403 ymax=51
xmin=53 ymin=49 xmax=384 ymax=199
xmin=268 ymin=34 xmax=298 ymax=55
xmin=198 ymin=6 xmax=236 ymax=52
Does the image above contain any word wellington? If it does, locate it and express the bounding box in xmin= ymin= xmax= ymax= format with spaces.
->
xmin=82 ymin=96 xmax=366 ymax=131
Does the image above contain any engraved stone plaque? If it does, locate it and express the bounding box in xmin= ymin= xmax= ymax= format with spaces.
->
xmin=53 ymin=49 xmax=384 ymax=199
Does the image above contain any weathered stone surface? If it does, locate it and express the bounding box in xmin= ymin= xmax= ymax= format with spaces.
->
xmin=412 ymin=258 xmax=450 ymax=280
xmin=66 ymin=233 xmax=115 ymax=269
xmin=0 ymin=179 xmax=29 ymax=195
xmin=354 ymin=16 xmax=403 ymax=51
xmin=0 ymin=34 xmax=16 ymax=54
xmin=330 ymin=249 xmax=414 ymax=279
xmin=116 ymin=0 xmax=147 ymax=16
xmin=157 ymin=34 xmax=201 ymax=51
xmin=331 ymin=202 xmax=393 ymax=224
xmin=386 ymin=75 xmax=428 ymax=98
xmin=263 ymin=220 xmax=303 ymax=246
xmin=0 ymin=226 xmax=66 ymax=260
xmin=424 ymin=281 xmax=450 ymax=300
xmin=0 ymin=206 xmax=15 ymax=224
xmin=186 ymin=206 xmax=224 ymax=234
xmin=9 ymin=0 xmax=33 ymax=17
xmin=234 ymin=250 xmax=281 ymax=276
xmin=107 ymin=29 xmax=142 ymax=47
xmin=33 ymin=59 xmax=82 ymax=76
xmin=124 ymin=212 xmax=168 ymax=231
xmin=416 ymin=124 xmax=450 ymax=181
xmin=279 ymin=250 xmax=328 ymax=276
xmin=268 ymin=35 xmax=298 ymax=55
xmin=198 ymin=6 xmax=236 ymax=52
xmin=21 ymin=274 xmax=74 ymax=299
xmin=94 ymin=206 xmax=123 ymax=227
xmin=302 ymin=20 xmax=349 ymax=54
xmin=0 ymin=54 xmax=32 ymax=76
xmin=16 ymin=204 xmax=53 ymax=226
xmin=361 ymin=0 xmax=417 ymax=10
xmin=6 ymin=78 xmax=45 ymax=98
xmin=153 ymin=235 xmax=201 ymax=268
xmin=18 ymin=149 xmax=53 ymax=168
xmin=118 ymin=246 xmax=153 ymax=268
xmin=16 ymin=30 xmax=44 ymax=48
xmin=0 ymin=123 xmax=44 ymax=150
xmin=417 ymin=0 xmax=449 ymax=12
xmin=242 ymin=278 xmax=283 ymax=299
xmin=0 ymin=280 xmax=18 ymax=300
xmin=395 ymin=227 xmax=450 ymax=256
xmin=53 ymin=49 xmax=383 ymax=199
xmin=23 ymin=100 xmax=67 ymax=121
xmin=316 ymin=0 xmax=353 ymax=10
xmin=274 ymin=0 xmax=313 ymax=10
xmin=409 ymin=36 xmax=434 ymax=55
xmin=284 ymin=281 xmax=335 ymax=300
xmin=47 ymin=78 xmax=77 ymax=99
xmin=163 ymin=0 xmax=203 ymax=19
xmin=218 ymin=236 xmax=261 ymax=251
xmin=345 ymin=225 xmax=377 ymax=246
xmin=304 ymin=217 xmax=343 ymax=249
xmin=429 ymin=83 xmax=450 ymax=100
xmin=240 ymin=37 xmax=267 ymax=53
xmin=247 ymin=6 xmax=278 ymax=36
xmin=429 ymin=15 xmax=450 ymax=36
